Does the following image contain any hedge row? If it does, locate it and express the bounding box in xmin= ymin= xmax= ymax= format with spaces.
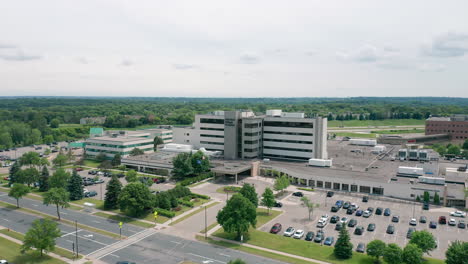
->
xmin=154 ymin=208 xmax=175 ymax=218
xmin=192 ymin=193 xmax=210 ymax=200
xmin=178 ymin=173 xmax=213 ymax=186
xmin=178 ymin=199 xmax=195 ymax=208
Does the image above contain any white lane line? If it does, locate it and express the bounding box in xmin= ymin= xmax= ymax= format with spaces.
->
xmin=109 ymin=253 xmax=120 ymax=258
xmin=218 ymin=253 xmax=231 ymax=258
xmin=92 ymin=220 xmax=101 ymax=224
xmin=78 ymin=235 xmax=108 ymax=246
xmin=2 ymin=218 xmax=10 ymax=222
xmin=128 ymin=229 xmax=139 ymax=233
xmin=61 ymin=212 xmax=68 ymax=215
xmin=61 ymin=229 xmax=83 ymax=238
xmin=65 ymin=239 xmax=74 ymax=243
xmin=188 ymin=253 xmax=226 ymax=264
xmin=170 ymin=241 xmax=181 ymax=244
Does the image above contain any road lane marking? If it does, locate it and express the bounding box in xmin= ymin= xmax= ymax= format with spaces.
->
xmin=78 ymin=235 xmax=108 ymax=246
xmin=109 ymin=253 xmax=120 ymax=258
xmin=92 ymin=220 xmax=101 ymax=224
xmin=32 ymin=204 xmax=38 ymax=207
xmin=65 ymin=239 xmax=73 ymax=243
xmin=2 ymin=218 xmax=10 ymax=222
xmin=170 ymin=241 xmax=181 ymax=244
xmin=61 ymin=229 xmax=83 ymax=237
xmin=61 ymin=212 xmax=68 ymax=215
xmin=218 ymin=253 xmax=231 ymax=258
xmin=188 ymin=253 xmax=226 ymax=264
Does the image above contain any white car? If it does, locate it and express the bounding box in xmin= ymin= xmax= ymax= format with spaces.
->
xmin=350 ymin=203 xmax=359 ymax=209
xmin=283 ymin=227 xmax=295 ymax=237
xmin=292 ymin=229 xmax=305 ymax=239
xmin=450 ymin=211 xmax=466 ymax=218
xmin=317 ymin=219 xmax=328 ymax=228
xmin=0 ymin=260 xmax=9 ymax=264
xmin=448 ymin=218 xmax=457 ymax=226
xmin=320 ymin=214 xmax=330 ymax=222
xmin=409 ymin=218 xmax=417 ymax=226
xmin=363 ymin=210 xmax=371 ymax=218
xmin=340 ymin=217 xmax=349 ymax=224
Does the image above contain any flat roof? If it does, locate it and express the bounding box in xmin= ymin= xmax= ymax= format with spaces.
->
xmin=87 ymin=136 xmax=153 ymax=143
xmin=211 ymin=161 xmax=252 ymax=175
xmin=122 ymin=151 xmax=178 ymax=164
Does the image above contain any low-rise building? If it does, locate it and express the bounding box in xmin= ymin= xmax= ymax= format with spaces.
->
xmin=425 ymin=115 xmax=468 ymax=140
xmin=85 ymin=130 xmax=154 ymax=158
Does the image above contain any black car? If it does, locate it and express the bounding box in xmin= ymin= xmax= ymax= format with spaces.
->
xmin=354 ymin=226 xmax=364 ymax=235
xmin=355 ymin=210 xmax=363 ymax=217
xmin=429 ymin=221 xmax=437 ymax=229
xmin=386 ymin=224 xmax=395 ymax=234
xmin=331 ymin=206 xmax=339 ymax=212
xmin=343 ymin=202 xmax=351 ymax=209
xmin=367 ymin=207 xmax=374 ymax=213
xmin=362 ymin=196 xmax=369 ymax=202
xmin=346 ymin=208 xmax=355 ymax=215
xmin=274 ymin=201 xmax=283 ymax=208
xmin=420 ymin=216 xmax=427 ymax=223
xmin=327 ymin=191 xmax=334 ymax=197
xmin=458 ymin=220 xmax=466 ymax=229
xmin=392 ymin=216 xmax=400 ymax=223
xmin=367 ymin=223 xmax=376 ymax=231
xmin=117 ymin=173 xmax=125 ymax=178
xmin=84 ymin=190 xmax=97 ymax=197
xmin=375 ymin=207 xmax=383 ymax=215
xmin=423 ymin=202 xmax=430 ymax=210
xmin=305 ymin=231 xmax=315 ymax=241
xmin=407 ymin=228 xmax=416 ymax=239
xmin=356 ymin=242 xmax=365 ymax=253
xmin=292 ymin=192 xmax=304 ymax=197
xmin=348 ymin=219 xmax=357 ymax=227
xmin=384 ymin=208 xmax=391 ymax=216
xmin=330 ymin=215 xmax=340 ymax=224
xmin=116 ymin=262 xmax=136 ymax=264
xmin=335 ymin=223 xmax=343 ymax=231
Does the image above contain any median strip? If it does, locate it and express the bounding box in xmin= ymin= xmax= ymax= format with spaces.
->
xmin=93 ymin=212 xmax=155 ymax=228
xmin=169 ymin=202 xmax=220 ymax=226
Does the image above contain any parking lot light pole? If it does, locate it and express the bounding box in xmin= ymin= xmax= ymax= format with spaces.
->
xmin=204 ymin=205 xmax=207 ymax=240
xmin=75 ymin=220 xmax=79 ymax=258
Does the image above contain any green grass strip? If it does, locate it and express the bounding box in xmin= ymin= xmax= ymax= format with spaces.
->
xmin=0 ymin=236 xmax=67 ymax=264
xmin=93 ymin=212 xmax=155 ymax=228
xmin=169 ymin=202 xmax=220 ymax=226
xmin=200 ymin=222 xmax=219 ymax=234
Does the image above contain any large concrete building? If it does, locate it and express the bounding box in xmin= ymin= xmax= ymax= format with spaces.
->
xmin=425 ymin=115 xmax=468 ymax=140
xmin=172 ymin=110 xmax=327 ymax=161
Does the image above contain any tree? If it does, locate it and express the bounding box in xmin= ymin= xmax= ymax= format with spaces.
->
xmin=50 ymin=119 xmax=60 ymax=128
xmin=129 ymin=148 xmax=144 ymax=156
xmin=8 ymin=183 xmax=30 ymax=208
xmin=52 ymin=154 xmax=68 ymax=167
xmin=383 ymin=243 xmax=403 ymax=264
xmin=118 ymin=182 xmax=152 ymax=216
xmin=49 ymin=168 xmax=70 ymax=189
xmin=433 ymin=192 xmax=440 ymax=205
xmin=366 ymin=240 xmax=386 ymax=263
xmin=447 ymin=145 xmax=461 ymax=156
xmin=217 ymin=194 xmax=257 ymax=240
xmin=273 ymin=174 xmax=290 ymax=194
xmin=300 ymin=196 xmax=320 ymax=220
xmin=111 ymin=153 xmax=121 ymax=166
xmin=423 ymin=191 xmax=430 ymax=203
xmin=239 ymin=183 xmax=258 ymax=207
xmin=125 ymin=169 xmax=138 ymax=182
xmin=191 ymin=150 xmax=210 ymax=174
xmin=8 ymin=161 xmax=21 ymax=186
xmin=260 ymin=187 xmax=275 ymax=215
xmin=104 ymin=175 xmax=122 ymax=210
xmin=172 ymin=153 xmax=194 ymax=178
xmin=67 ymin=170 xmax=83 ymax=201
xmin=43 ymin=188 xmax=70 ymax=220
xmin=99 ymin=160 xmax=112 ymax=171
xmin=21 ymin=219 xmax=61 ymax=257
xmin=18 ymin=167 xmax=40 ymax=187
xmin=463 ymin=140 xmax=468 ymax=150
xmin=333 ymin=223 xmax=353 ymax=259
xmin=228 ymin=259 xmax=247 ymax=264
xmin=402 ymin=243 xmax=423 ymax=264
xmin=96 ymin=152 xmax=107 ymax=162
xmin=19 ymin=151 xmax=41 ymax=167
xmin=153 ymin=136 xmax=164 ymax=151
xmin=38 ymin=166 xmax=50 ymax=192
xmin=445 ymin=240 xmax=468 ymax=264
xmin=409 ymin=230 xmax=437 ymax=254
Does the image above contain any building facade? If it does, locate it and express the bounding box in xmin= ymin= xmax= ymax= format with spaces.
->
xmin=425 ymin=115 xmax=468 ymax=140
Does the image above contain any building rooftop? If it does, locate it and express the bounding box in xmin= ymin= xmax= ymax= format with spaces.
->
xmin=122 ymin=151 xmax=178 ymax=164
xmin=87 ymin=135 xmax=153 ymax=143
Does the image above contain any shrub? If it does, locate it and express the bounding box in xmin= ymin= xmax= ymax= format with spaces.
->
xmin=192 ymin=193 xmax=210 ymax=200
xmin=178 ymin=199 xmax=194 ymax=207
xmin=178 ymin=173 xmax=213 ymax=186
xmin=154 ymin=208 xmax=175 ymax=218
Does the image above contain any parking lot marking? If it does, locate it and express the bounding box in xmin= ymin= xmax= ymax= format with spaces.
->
xmin=61 ymin=212 xmax=68 ymax=215
xmin=92 ymin=220 xmax=101 ymax=224
xmin=65 ymin=239 xmax=73 ymax=243
xmin=188 ymin=253 xmax=226 ymax=264
xmin=109 ymin=253 xmax=120 ymax=258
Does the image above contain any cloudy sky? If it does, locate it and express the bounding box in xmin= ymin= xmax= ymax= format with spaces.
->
xmin=1 ymin=0 xmax=468 ymax=97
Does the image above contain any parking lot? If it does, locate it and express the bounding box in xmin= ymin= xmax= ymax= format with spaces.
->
xmin=260 ymin=190 xmax=467 ymax=259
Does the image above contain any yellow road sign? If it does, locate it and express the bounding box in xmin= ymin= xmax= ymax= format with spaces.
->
xmin=119 ymin=222 xmax=123 ymax=228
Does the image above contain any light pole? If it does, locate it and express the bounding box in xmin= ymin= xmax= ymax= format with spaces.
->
xmin=204 ymin=205 xmax=207 ymax=240
xmin=75 ymin=220 xmax=79 ymax=258
xmin=100 ymin=181 xmax=103 ymax=201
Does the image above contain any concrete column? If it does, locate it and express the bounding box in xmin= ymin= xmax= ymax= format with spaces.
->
xmin=306 ymin=179 xmax=310 ymax=187
xmin=443 ymin=185 xmax=448 ymax=207
xmin=235 ymin=173 xmax=238 ymax=185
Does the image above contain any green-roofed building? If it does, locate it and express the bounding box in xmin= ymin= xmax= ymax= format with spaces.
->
xmin=90 ymin=127 xmax=104 ymax=137
xmin=69 ymin=142 xmax=85 ymax=148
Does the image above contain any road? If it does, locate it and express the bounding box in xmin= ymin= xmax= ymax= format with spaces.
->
xmin=0 ymin=194 xmax=144 ymax=237
xmin=0 ymin=205 xmax=118 ymax=255
xmin=100 ymin=232 xmax=287 ymax=264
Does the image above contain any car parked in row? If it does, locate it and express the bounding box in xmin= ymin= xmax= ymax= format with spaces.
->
xmin=386 ymin=224 xmax=395 ymax=234
xmin=392 ymin=215 xmax=400 ymax=223
xmin=314 ymin=231 xmax=324 ymax=243
xmin=407 ymin=227 xmax=416 ymax=239
xmin=409 ymin=218 xmax=417 ymax=226
xmin=292 ymin=192 xmax=303 ymax=197
xmin=458 ymin=220 xmax=466 ymax=229
xmin=283 ymin=227 xmax=295 ymax=237
xmin=429 ymin=221 xmax=437 ymax=229
xmin=420 ymin=216 xmax=427 ymax=223
xmin=356 ymin=243 xmax=366 ymax=253
xmin=293 ymin=230 xmax=305 ymax=239
xmin=270 ymin=223 xmax=282 ymax=234
xmin=439 ymin=216 xmax=447 ymax=224
xmin=384 ymin=208 xmax=391 ymax=216
xmin=305 ymin=231 xmax=315 ymax=241
xmin=448 ymin=218 xmax=457 ymax=226
xmin=330 ymin=215 xmax=340 ymax=224
xmin=450 ymin=211 xmax=466 ymax=218
xmin=375 ymin=207 xmax=383 ymax=215
xmin=367 ymin=223 xmax=376 ymax=232
xmin=324 ymin=236 xmax=334 ymax=246
xmin=348 ymin=219 xmax=357 ymax=227
xmin=354 ymin=226 xmax=364 ymax=235
xmin=274 ymin=201 xmax=283 ymax=208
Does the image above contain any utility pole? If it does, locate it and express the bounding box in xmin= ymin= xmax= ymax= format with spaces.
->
xmin=75 ymin=220 xmax=79 ymax=258
xmin=204 ymin=205 xmax=207 ymax=240
xmin=100 ymin=182 xmax=103 ymax=200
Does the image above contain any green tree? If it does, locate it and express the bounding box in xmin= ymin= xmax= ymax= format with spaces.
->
xmin=409 ymin=230 xmax=437 ymax=254
xmin=172 ymin=153 xmax=194 ymax=178
xmin=191 ymin=150 xmax=210 ymax=174
xmin=18 ymin=167 xmax=40 ymax=187
xmin=118 ymin=182 xmax=152 ymax=216
xmin=96 ymin=152 xmax=107 ymax=162
xmin=333 ymin=223 xmax=353 ymax=259
xmin=21 ymin=219 xmax=61 ymax=257
xmin=433 ymin=192 xmax=440 ymax=205
xmin=239 ymin=183 xmax=258 ymax=207
xmin=104 ymin=175 xmax=122 ymax=210
xmin=447 ymin=145 xmax=461 ymax=156
xmin=463 ymin=140 xmax=468 ymax=150
xmin=50 ymin=119 xmax=60 ymax=128
xmin=445 ymin=240 xmax=468 ymax=264
xmin=43 ymin=135 xmax=54 ymax=144
xmin=228 ymin=259 xmax=247 ymax=264
xmin=49 ymin=168 xmax=70 ymax=189
xmin=402 ymin=243 xmax=423 ymax=264
xmin=423 ymin=191 xmax=430 ymax=203
xmin=52 ymin=153 xmax=68 ymax=167
xmin=383 ymin=243 xmax=403 ymax=264
xmin=67 ymin=170 xmax=83 ymax=201
xmin=129 ymin=148 xmax=144 ymax=156
xmin=300 ymin=196 xmax=320 ymax=220
xmin=99 ymin=160 xmax=112 ymax=171
xmin=8 ymin=183 xmax=30 ymax=208
xmin=19 ymin=151 xmax=41 ymax=167
xmin=153 ymin=136 xmax=164 ymax=151
xmin=8 ymin=161 xmax=21 ymax=186
xmin=38 ymin=166 xmax=50 ymax=192
xmin=43 ymin=187 xmax=70 ymax=220
xmin=273 ymin=174 xmax=290 ymax=194
xmin=111 ymin=153 xmax=121 ymax=166
xmin=125 ymin=169 xmax=138 ymax=182
xmin=366 ymin=240 xmax=386 ymax=263
xmin=217 ymin=194 xmax=257 ymax=240
xmin=260 ymin=187 xmax=275 ymax=215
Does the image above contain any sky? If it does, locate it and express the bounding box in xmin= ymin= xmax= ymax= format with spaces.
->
xmin=1 ymin=0 xmax=468 ymax=97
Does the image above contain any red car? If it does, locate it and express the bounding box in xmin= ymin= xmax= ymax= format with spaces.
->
xmin=75 ymin=168 xmax=84 ymax=171
xmin=270 ymin=223 xmax=282 ymax=234
xmin=438 ymin=216 xmax=447 ymax=224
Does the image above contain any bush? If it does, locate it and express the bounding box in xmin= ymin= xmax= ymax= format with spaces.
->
xmin=298 ymin=187 xmax=315 ymax=192
xmin=154 ymin=208 xmax=175 ymax=218
xmin=178 ymin=173 xmax=213 ymax=186
xmin=224 ymin=186 xmax=241 ymax=193
xmin=192 ymin=193 xmax=210 ymax=200
xmin=178 ymin=199 xmax=194 ymax=207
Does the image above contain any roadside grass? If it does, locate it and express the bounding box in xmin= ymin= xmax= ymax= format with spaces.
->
xmin=93 ymin=212 xmax=155 ymax=228
xmin=170 ymin=202 xmax=220 ymax=226
xmin=0 ymin=189 xmax=82 ymax=211
xmin=334 ymin=132 xmax=377 ymax=138
xmin=200 ymin=222 xmax=219 ymax=234
xmin=0 ymin=229 xmax=80 ymax=260
xmin=297 ymin=187 xmax=315 ymax=192
xmin=196 ymin=235 xmax=320 ymax=264
xmin=188 ymin=180 xmax=210 ymax=188
xmin=328 ymin=119 xmax=425 ymax=128
xmin=0 ymin=236 xmax=67 ymax=264
xmin=83 ymin=159 xmax=101 ymax=168
xmin=216 ymin=186 xmax=241 ymax=194
xmin=141 ymin=198 xmax=211 ymax=224
xmin=371 ymin=128 xmax=425 ymax=134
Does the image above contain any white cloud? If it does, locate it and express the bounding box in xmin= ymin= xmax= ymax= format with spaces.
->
xmin=120 ymin=59 xmax=133 ymax=66
xmin=418 ymin=63 xmax=446 ymax=72
xmin=337 ymin=44 xmax=392 ymax=63
xmin=173 ymin=64 xmax=199 ymax=70
xmin=422 ymin=32 xmax=468 ymax=57
xmin=239 ymin=53 xmax=260 ymax=64
xmin=0 ymin=49 xmax=41 ymax=61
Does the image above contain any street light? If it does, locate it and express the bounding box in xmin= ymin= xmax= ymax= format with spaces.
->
xmin=75 ymin=220 xmax=79 ymax=258
xmin=204 ymin=205 xmax=207 ymax=240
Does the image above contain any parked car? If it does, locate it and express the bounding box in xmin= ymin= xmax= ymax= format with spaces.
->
xmin=450 ymin=211 xmax=467 ymax=218
xmin=314 ymin=232 xmax=324 ymax=243
xmin=363 ymin=210 xmax=372 ymax=218
xmin=153 ymin=177 xmax=166 ymax=184
xmin=305 ymin=231 xmax=315 ymax=241
xmin=283 ymin=227 xmax=295 ymax=237
xmin=335 ymin=200 xmax=344 ymax=208
xmin=293 ymin=230 xmax=305 ymax=239
xmin=348 ymin=219 xmax=357 ymax=227
xmin=88 ymin=170 xmax=96 ymax=175
xmin=356 ymin=243 xmax=365 ymax=253
xmin=330 ymin=215 xmax=340 ymax=224
xmin=392 ymin=216 xmax=400 ymax=223
xmin=292 ymin=192 xmax=303 ymax=197
xmin=0 ymin=260 xmax=9 ymax=264
xmin=350 ymin=203 xmax=359 ymax=210
xmin=409 ymin=218 xmax=417 ymax=226
xmin=331 ymin=206 xmax=339 ymax=212
xmin=317 ymin=219 xmax=328 ymax=228
xmin=354 ymin=226 xmax=364 ymax=235
xmin=458 ymin=220 xmax=466 ymax=229
xmin=386 ymin=224 xmax=395 ymax=234
xmin=335 ymin=223 xmax=343 ymax=231
xmin=419 ymin=216 xmax=427 ymax=223
xmin=327 ymin=191 xmax=334 ymax=197
xmin=367 ymin=207 xmax=374 ymax=213
xmin=274 ymin=201 xmax=283 ymax=208
xmin=343 ymin=202 xmax=351 ymax=209
xmin=346 ymin=208 xmax=355 ymax=215
xmin=423 ymin=202 xmax=430 ymax=210
xmin=320 ymin=215 xmax=330 ymax=222
xmin=407 ymin=227 xmax=416 ymax=238
xmin=84 ymin=190 xmax=97 ymax=197
xmin=117 ymin=173 xmax=125 ymax=178
xmin=339 ymin=217 xmax=348 ymax=224
xmin=324 ymin=236 xmax=334 ymax=246
xmin=362 ymin=196 xmax=369 ymax=202
xmin=448 ymin=218 xmax=457 ymax=226
xmin=429 ymin=221 xmax=437 ymax=229
xmin=367 ymin=223 xmax=376 ymax=232
xmin=439 ymin=216 xmax=447 ymax=224
xmin=270 ymin=223 xmax=282 ymax=234
xmin=355 ymin=210 xmax=363 ymax=217
xmin=75 ymin=167 xmax=83 ymax=171
xmin=375 ymin=207 xmax=383 ymax=215
xmin=384 ymin=208 xmax=391 ymax=216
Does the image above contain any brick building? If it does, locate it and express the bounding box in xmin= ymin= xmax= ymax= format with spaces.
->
xmin=425 ymin=115 xmax=468 ymax=140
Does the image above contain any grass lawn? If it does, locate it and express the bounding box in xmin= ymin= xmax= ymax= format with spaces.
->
xmin=170 ymin=202 xmax=220 ymax=226
xmin=328 ymin=119 xmax=425 ymax=128
xmin=83 ymin=159 xmax=101 ymax=168
xmin=0 ymin=229 xmax=79 ymax=260
xmin=216 ymin=186 xmax=241 ymax=194
xmin=371 ymin=128 xmax=425 ymax=134
xmin=334 ymin=132 xmax=377 ymax=138
xmin=200 ymin=222 xmax=219 ymax=234
xmin=0 ymin=236 xmax=67 ymax=264
xmin=93 ymin=212 xmax=155 ymax=228
xmin=140 ymin=198 xmax=211 ymax=224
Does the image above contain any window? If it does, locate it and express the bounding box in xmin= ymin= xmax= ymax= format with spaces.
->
xmin=342 ymin=184 xmax=349 ymax=191
xmin=200 ymin=134 xmax=224 ymax=138
xmin=325 ymin=182 xmax=332 ymax=189
xmin=244 ymin=123 xmax=259 ymax=128
xmin=263 ymin=131 xmax=313 ymax=136
xmin=264 ymin=121 xmax=313 ymax=128
xmin=200 ymin=127 xmax=224 ymax=131
xmin=359 ymin=186 xmax=371 ymax=194
xmin=244 ymin=132 xmax=259 ymax=136
xmin=333 ymin=183 xmax=340 ymax=190
xmin=200 ymin=118 xmax=224 ymax=124
xmin=243 ymin=148 xmax=257 ymax=152
xmin=351 ymin=185 xmax=358 ymax=192
xmin=262 ymin=154 xmax=310 ymax=161
xmin=200 ymin=141 xmax=224 ymax=145
xmin=264 ymin=146 xmax=312 ymax=152
xmin=263 ymin=138 xmax=313 ymax=144
xmin=244 ymin=140 xmax=259 ymax=145
xmin=316 ymin=181 xmax=323 ymax=188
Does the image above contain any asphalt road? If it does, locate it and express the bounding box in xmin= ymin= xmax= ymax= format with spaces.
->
xmin=100 ymin=232 xmax=287 ymax=264
xmin=0 ymin=205 xmax=118 ymax=255
xmin=0 ymin=194 xmax=144 ymax=237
